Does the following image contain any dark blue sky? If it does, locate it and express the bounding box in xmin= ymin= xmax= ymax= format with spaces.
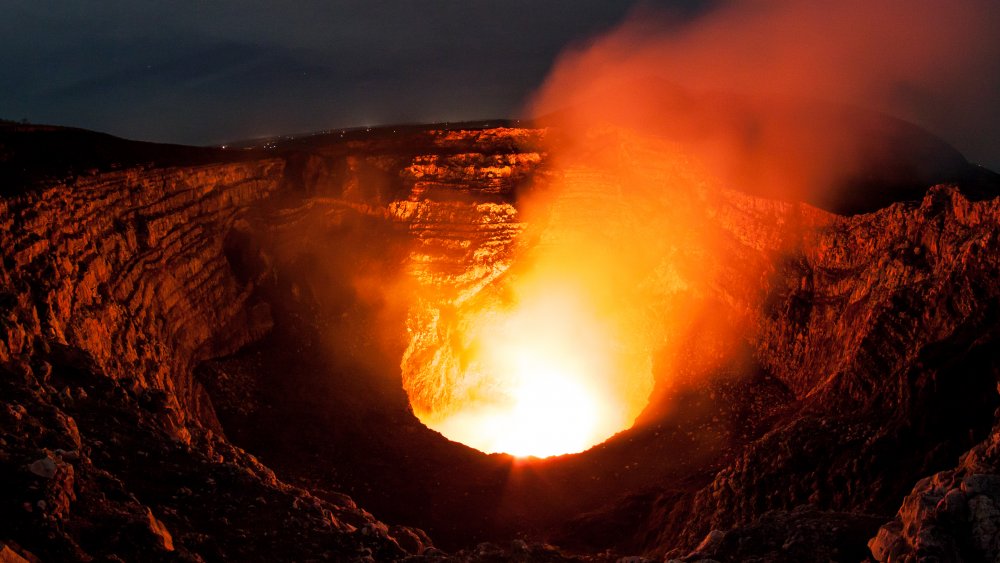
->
xmin=2 ymin=0 xmax=997 ymax=171
xmin=0 ymin=1 xmax=711 ymax=144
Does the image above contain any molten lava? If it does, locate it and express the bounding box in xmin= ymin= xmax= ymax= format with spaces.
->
xmin=405 ymin=267 xmax=654 ymax=458
xmin=400 ymin=132 xmax=717 ymax=458
xmin=433 ymin=286 xmax=638 ymax=457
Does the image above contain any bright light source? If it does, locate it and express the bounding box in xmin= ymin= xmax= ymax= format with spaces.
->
xmin=412 ymin=282 xmax=651 ymax=458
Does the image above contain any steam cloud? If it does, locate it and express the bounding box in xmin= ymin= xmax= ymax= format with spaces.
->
xmin=528 ymin=0 xmax=1000 ymax=205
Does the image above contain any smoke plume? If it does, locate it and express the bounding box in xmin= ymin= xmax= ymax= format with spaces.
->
xmin=528 ymin=0 xmax=1000 ymax=207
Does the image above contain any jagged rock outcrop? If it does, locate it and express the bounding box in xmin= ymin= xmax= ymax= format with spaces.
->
xmin=640 ymin=187 xmax=1000 ymax=560
xmin=0 ymin=357 xmax=417 ymax=561
xmin=868 ymin=418 xmax=1000 ymax=561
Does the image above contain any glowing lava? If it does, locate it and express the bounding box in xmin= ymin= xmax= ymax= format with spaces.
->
xmin=400 ymin=133 xmax=705 ymax=459
xmin=413 ymin=280 xmax=652 ymax=458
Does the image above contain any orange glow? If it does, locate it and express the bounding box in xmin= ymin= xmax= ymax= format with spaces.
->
xmin=399 ymin=133 xmax=717 ymax=459
xmin=397 ymin=0 xmax=1000 ymax=460
xmin=525 ymin=0 xmax=999 ymax=208
xmin=423 ymin=282 xmax=650 ymax=458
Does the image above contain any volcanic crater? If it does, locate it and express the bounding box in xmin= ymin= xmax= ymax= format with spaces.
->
xmin=2 ymin=117 xmax=1000 ymax=562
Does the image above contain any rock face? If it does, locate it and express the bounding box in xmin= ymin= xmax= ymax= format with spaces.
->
xmin=1 ymin=162 xmax=285 ymax=436
xmin=1 ymin=120 xmax=1000 ymax=562
xmin=0 ymin=129 xmax=427 ymax=561
xmin=649 ymin=185 xmax=1000 ymax=560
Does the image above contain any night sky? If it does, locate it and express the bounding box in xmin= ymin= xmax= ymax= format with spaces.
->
xmin=2 ymin=0 xmax=998 ymax=170
xmin=1 ymin=1 xmax=708 ymax=145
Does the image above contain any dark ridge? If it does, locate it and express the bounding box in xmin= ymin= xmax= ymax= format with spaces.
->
xmin=0 ymin=122 xmax=265 ymax=197
xmin=224 ymin=119 xmax=524 ymax=151
xmin=807 ymin=106 xmax=989 ymax=215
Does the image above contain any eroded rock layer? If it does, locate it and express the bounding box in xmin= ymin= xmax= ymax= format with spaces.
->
xmin=659 ymin=187 xmax=1000 ymax=561
xmin=0 ymin=139 xmax=425 ymax=561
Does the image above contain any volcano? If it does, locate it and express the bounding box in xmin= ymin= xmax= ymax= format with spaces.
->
xmin=1 ymin=114 xmax=1000 ymax=563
